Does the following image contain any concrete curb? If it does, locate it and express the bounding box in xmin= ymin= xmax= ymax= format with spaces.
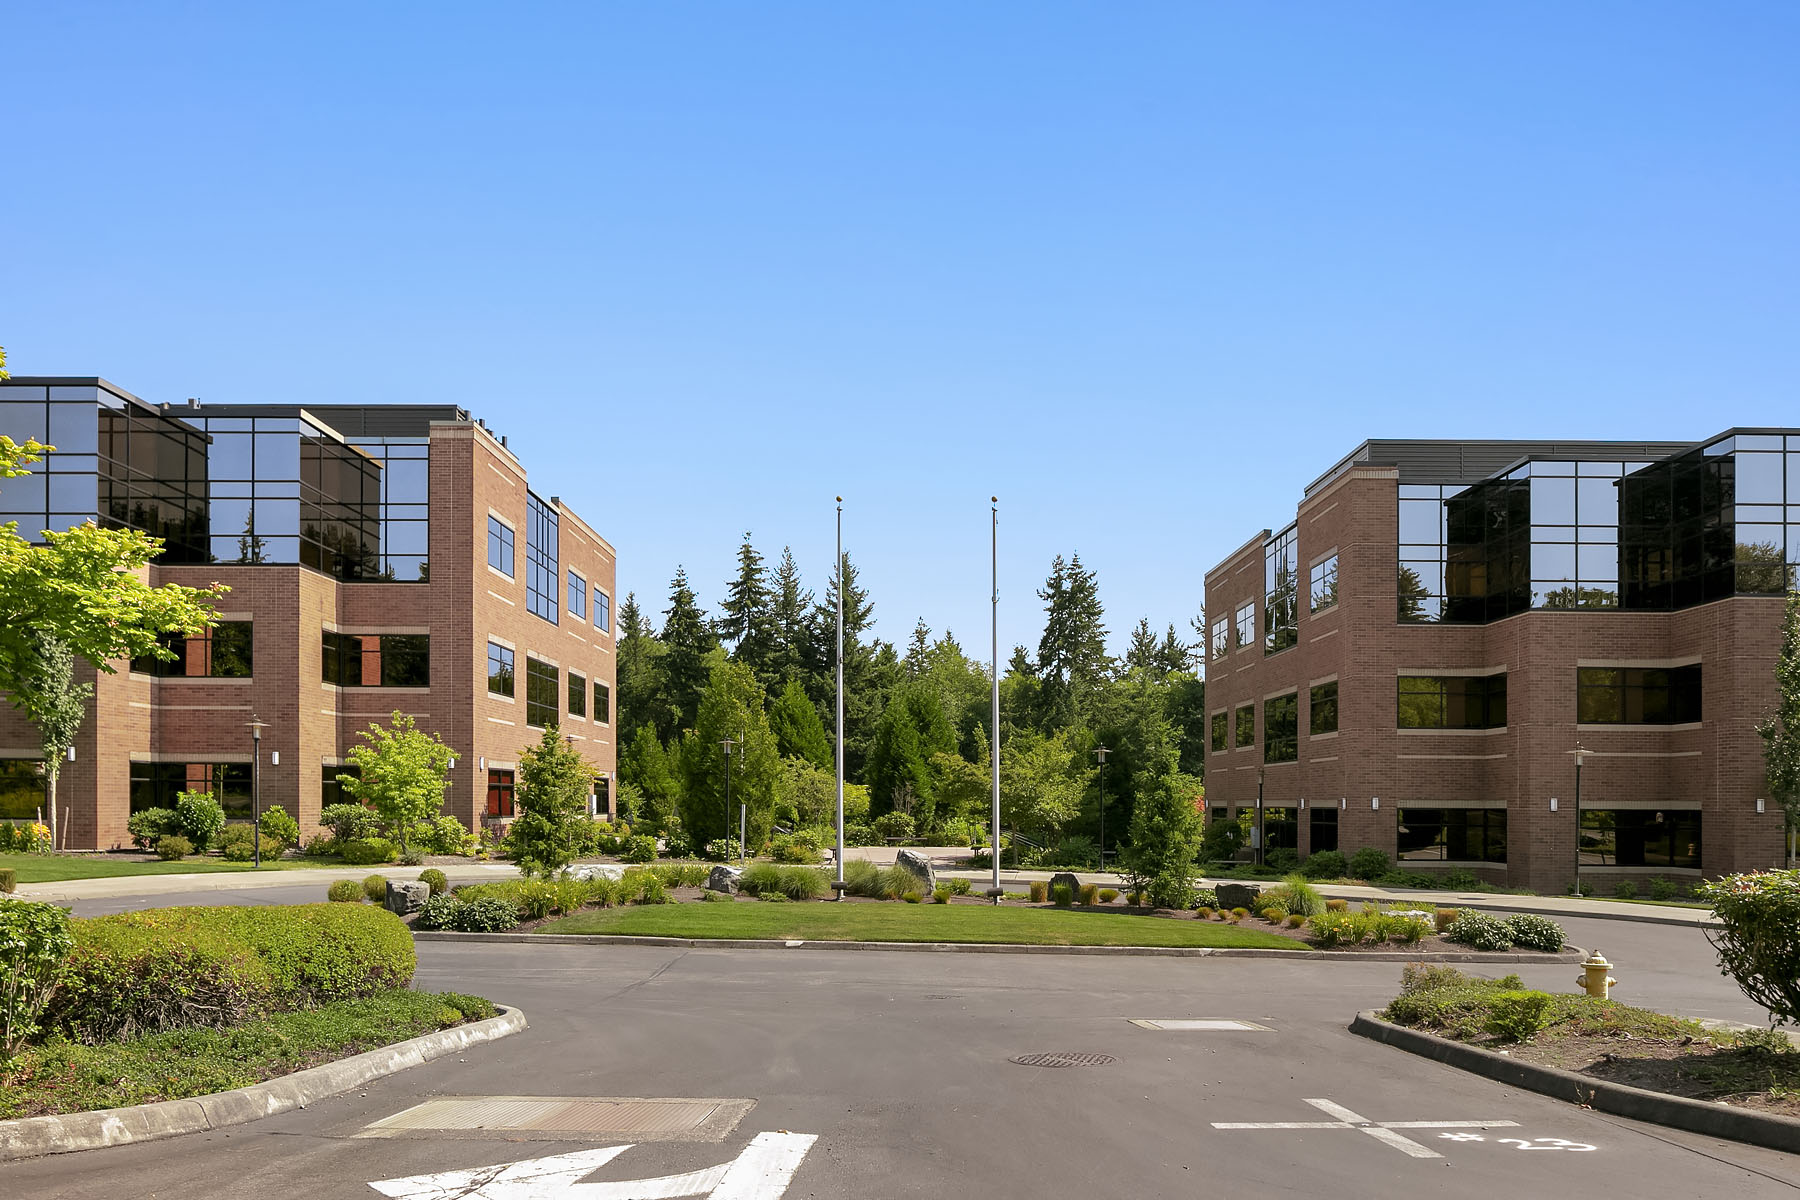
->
xmin=1349 ymin=1009 xmax=1800 ymax=1156
xmin=413 ymin=930 xmax=1585 ymax=963
xmin=0 ymin=1004 xmax=527 ymax=1163
xmin=1399 ymin=897 xmax=1719 ymax=930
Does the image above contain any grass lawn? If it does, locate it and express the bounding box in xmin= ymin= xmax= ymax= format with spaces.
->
xmin=0 ymin=852 xmax=344 ymax=884
xmin=541 ymin=901 xmax=1304 ymax=948
xmin=0 ymin=990 xmax=495 ymax=1119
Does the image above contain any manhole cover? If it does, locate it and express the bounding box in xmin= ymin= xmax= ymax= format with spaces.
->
xmin=1009 ymin=1052 xmax=1116 ymax=1068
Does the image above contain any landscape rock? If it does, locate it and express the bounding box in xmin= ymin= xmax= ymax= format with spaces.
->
xmin=707 ymin=864 xmax=744 ymax=894
xmin=1048 ymin=871 xmax=1082 ymax=901
xmin=894 ymin=848 xmax=936 ymax=891
xmin=1214 ymin=883 xmax=1262 ymax=911
xmin=385 ymin=879 xmax=429 ymax=916
xmin=570 ymin=864 xmax=624 ymax=882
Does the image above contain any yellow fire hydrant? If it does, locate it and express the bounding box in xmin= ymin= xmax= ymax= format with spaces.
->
xmin=1576 ymin=951 xmax=1617 ymax=999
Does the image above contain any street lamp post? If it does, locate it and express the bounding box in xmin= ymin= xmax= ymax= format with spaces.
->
xmin=1255 ymin=766 xmax=1266 ymax=868
xmin=989 ymin=497 xmax=1002 ymax=904
xmin=720 ymin=737 xmax=739 ymax=863
xmin=1094 ymin=746 xmax=1109 ymax=870
xmin=246 ymin=716 xmax=271 ymax=868
xmin=1569 ymin=743 xmax=1592 ymax=894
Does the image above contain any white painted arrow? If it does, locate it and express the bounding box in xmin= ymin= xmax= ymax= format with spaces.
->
xmin=367 ymin=1132 xmax=818 ymax=1200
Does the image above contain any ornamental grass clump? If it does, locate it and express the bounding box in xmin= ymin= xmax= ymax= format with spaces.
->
xmin=327 ymin=880 xmax=362 ymax=903
xmin=1028 ymin=881 xmax=1048 ymax=904
xmin=362 ymin=875 xmax=389 ymax=902
xmin=1098 ymin=888 xmax=1119 ymax=904
xmin=1697 ymin=869 xmax=1800 ymax=1025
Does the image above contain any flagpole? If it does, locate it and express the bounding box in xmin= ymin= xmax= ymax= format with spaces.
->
xmin=834 ymin=497 xmax=846 ymax=898
xmin=989 ymin=496 xmax=1002 ymax=903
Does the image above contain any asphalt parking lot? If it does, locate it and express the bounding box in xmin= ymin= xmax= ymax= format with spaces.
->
xmin=5 ymin=941 xmax=1796 ymax=1199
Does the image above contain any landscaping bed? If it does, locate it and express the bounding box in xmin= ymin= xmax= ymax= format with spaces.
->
xmin=1377 ymin=965 xmax=1800 ymax=1118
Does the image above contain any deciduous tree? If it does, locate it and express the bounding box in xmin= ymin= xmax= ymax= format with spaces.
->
xmin=1760 ymin=591 xmax=1800 ymax=865
xmin=338 ymin=712 xmax=456 ymax=856
xmin=511 ymin=725 xmax=598 ymax=878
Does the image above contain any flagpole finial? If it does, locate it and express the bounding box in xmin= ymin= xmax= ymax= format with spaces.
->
xmin=836 ymin=496 xmax=842 ymax=502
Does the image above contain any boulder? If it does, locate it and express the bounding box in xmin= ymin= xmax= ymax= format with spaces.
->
xmin=570 ymin=864 xmax=624 ymax=882
xmin=706 ymin=864 xmax=744 ymax=894
xmin=1215 ymin=883 xmax=1262 ymax=911
xmin=385 ymin=879 xmax=429 ymax=916
xmin=894 ymin=848 xmax=936 ymax=891
xmin=1048 ymin=871 xmax=1082 ymax=902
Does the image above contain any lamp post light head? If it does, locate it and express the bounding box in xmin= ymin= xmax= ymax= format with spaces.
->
xmin=246 ymin=716 xmax=271 ymax=742
xmin=1094 ymin=746 xmax=1109 ymax=765
xmin=1570 ymin=743 xmax=1593 ymax=767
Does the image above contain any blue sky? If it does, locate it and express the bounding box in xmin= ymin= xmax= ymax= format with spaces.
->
xmin=4 ymin=3 xmax=1796 ymax=665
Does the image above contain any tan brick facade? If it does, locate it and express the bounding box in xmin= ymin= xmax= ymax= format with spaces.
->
xmin=1203 ymin=464 xmax=1789 ymax=892
xmin=0 ymin=415 xmax=617 ymax=849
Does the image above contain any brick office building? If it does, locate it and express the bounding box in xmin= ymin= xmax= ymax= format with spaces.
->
xmin=0 ymin=377 xmax=618 ymax=850
xmin=1202 ymin=432 xmax=1799 ymax=893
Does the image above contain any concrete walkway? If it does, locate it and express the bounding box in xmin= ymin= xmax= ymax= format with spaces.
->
xmin=16 ymin=847 xmax=1715 ymax=927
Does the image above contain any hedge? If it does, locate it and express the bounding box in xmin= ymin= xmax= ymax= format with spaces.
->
xmin=45 ymin=904 xmax=415 ymax=1044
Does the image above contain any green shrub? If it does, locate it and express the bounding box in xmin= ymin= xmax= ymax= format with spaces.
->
xmin=0 ymin=899 xmax=74 ymax=1057
xmin=637 ymin=875 xmax=670 ymax=905
xmin=1265 ymin=848 xmax=1300 ymax=873
xmin=740 ymin=863 xmax=830 ymax=900
xmin=648 ymin=862 xmax=711 ymax=889
xmin=1325 ymin=898 xmax=1349 ymax=912
xmin=222 ymin=840 xmax=256 ymax=862
xmin=900 ymin=891 xmax=923 ymax=904
xmin=948 ymin=877 xmax=973 ymax=897
xmin=1400 ymin=963 xmax=1470 ymax=994
xmin=770 ymin=834 xmax=820 ymax=864
xmin=446 ymin=897 xmax=519 ymax=932
xmin=174 ymin=791 xmax=227 ymax=852
xmin=1051 ymin=884 xmax=1073 ymax=908
xmin=397 ymin=849 xmax=425 ymax=867
xmin=327 ymin=880 xmax=362 ymax=903
xmin=760 ymin=892 xmax=790 ymax=903
xmin=932 ymin=885 xmax=951 ymax=904
xmin=303 ymin=834 xmax=337 ymax=858
xmin=1192 ymin=887 xmax=1218 ymax=909
xmin=511 ymin=879 xmax=554 ymax=920
xmin=0 ymin=868 xmax=13 ymax=894
xmin=1098 ymin=888 xmax=1118 ymax=904
xmin=259 ymin=806 xmax=301 ymax=852
xmin=1733 ymin=1026 xmax=1796 ymax=1058
xmin=410 ymin=813 xmax=469 ymax=855
xmin=1443 ymin=869 xmax=1479 ymax=890
xmin=1079 ymin=883 xmax=1099 ymax=905
xmin=1381 ymin=912 xmax=1432 ymax=944
xmin=1285 ymin=913 xmax=1305 ymax=928
xmin=155 ymin=834 xmax=192 ymax=861
xmin=1484 ymin=989 xmax=1553 ymax=1041
xmin=620 ymin=834 xmax=657 ymax=863
xmin=705 ymin=837 xmax=742 ymax=862
xmin=1649 ymin=876 xmax=1679 ymax=901
xmin=1503 ymin=913 xmax=1566 ymax=953
xmin=1046 ymin=835 xmax=1099 ymax=870
xmin=842 ymin=859 xmax=882 ymax=897
xmin=1028 ymin=881 xmax=1048 ymax=903
xmin=1259 ymin=907 xmax=1286 ymax=923
xmin=414 ymin=893 xmax=460 ymax=929
xmin=46 ymin=904 xmax=415 ymax=1042
xmin=1347 ymin=847 xmax=1390 ymax=881
xmin=1443 ymin=909 xmax=1512 ymax=951
xmin=126 ymin=808 xmax=181 ymax=852
xmin=872 ymin=812 xmax=915 ymax=842
xmin=1269 ymin=874 xmax=1325 ymax=917
xmin=1614 ymin=880 xmax=1638 ymax=900
xmin=361 ymin=874 xmax=388 ymax=902
xmin=419 ymin=868 xmax=449 ymax=896
xmin=341 ymin=838 xmax=397 ymax=866
xmin=320 ymin=803 xmax=382 ymax=844
xmin=1696 ymin=870 xmax=1800 ymax=1024
xmin=1299 ymin=850 xmax=1346 ymax=880
xmin=1307 ymin=912 xmax=1356 ymax=947
xmin=700 ymin=889 xmax=731 ymax=902
xmin=219 ymin=824 xmax=256 ymax=851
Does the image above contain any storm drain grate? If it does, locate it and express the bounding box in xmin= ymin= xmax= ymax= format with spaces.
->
xmin=1009 ymin=1052 xmax=1116 ymax=1068
xmin=357 ymin=1097 xmax=754 ymax=1142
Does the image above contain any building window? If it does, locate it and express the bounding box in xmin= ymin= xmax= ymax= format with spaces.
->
xmin=1234 ymin=704 xmax=1255 ymax=748
xmin=322 ymin=763 xmax=360 ymax=810
xmin=595 ymin=680 xmax=611 ymax=725
xmin=1210 ymin=711 xmax=1228 ymax=753
xmin=322 ymin=632 xmax=430 ymax=687
xmin=1234 ymin=602 xmax=1255 ymax=650
xmin=595 ymin=775 xmax=611 ymax=819
xmin=1397 ymin=674 xmax=1507 ymax=729
xmin=1262 ymin=807 xmax=1297 ymax=853
xmin=1580 ymin=809 xmax=1701 ymax=869
xmin=487 ymin=516 xmax=514 ymax=576
xmin=1577 ymin=665 xmax=1702 ymax=725
xmin=525 ymin=492 xmax=559 ymax=624
xmin=132 ymin=622 xmax=254 ymax=678
xmin=1309 ymin=681 xmax=1338 ymax=735
xmin=525 ymin=657 xmax=559 ymax=728
xmin=1309 ymin=554 xmax=1339 ymax=612
xmin=568 ymin=570 xmax=587 ymax=621
xmin=595 ymin=588 xmax=611 ymax=634
xmin=487 ymin=642 xmax=515 ymax=696
xmin=1264 ymin=693 xmax=1298 ymax=763
xmin=1209 ymin=616 xmax=1228 ymax=661
xmin=568 ymin=669 xmax=587 ymax=718
xmin=128 ymin=762 xmax=252 ymax=819
xmin=1264 ymin=527 xmax=1298 ymax=654
xmin=486 ymin=768 xmax=515 ymax=818
xmin=1397 ymin=807 xmax=1508 ymax=863
xmin=1309 ymin=806 xmax=1338 ymax=854
xmin=0 ymin=760 xmax=46 ymax=821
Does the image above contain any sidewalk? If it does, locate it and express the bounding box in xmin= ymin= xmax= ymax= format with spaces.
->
xmin=13 ymin=862 xmax=523 ymax=904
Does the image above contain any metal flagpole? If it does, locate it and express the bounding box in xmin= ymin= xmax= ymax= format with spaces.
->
xmin=989 ymin=497 xmax=1002 ymax=903
xmin=834 ymin=498 xmax=846 ymax=897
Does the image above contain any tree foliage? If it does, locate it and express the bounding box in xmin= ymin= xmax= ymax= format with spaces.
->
xmin=338 ymin=712 xmax=455 ymax=855
xmin=1760 ymin=591 xmax=1800 ymax=856
xmin=5 ymin=635 xmax=92 ymax=850
xmin=1121 ymin=772 xmax=1205 ymax=909
xmin=512 ymin=725 xmax=599 ymax=878
xmin=678 ymin=654 xmax=780 ymax=847
xmin=769 ymin=677 xmax=831 ymax=768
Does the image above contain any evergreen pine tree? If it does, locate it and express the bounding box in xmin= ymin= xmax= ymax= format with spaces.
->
xmin=1125 ymin=617 xmax=1159 ymax=674
xmin=616 ymin=591 xmax=669 ymax=747
xmin=1034 ymin=552 xmax=1111 ymax=729
xmin=904 ymin=618 xmax=931 ymax=675
xmin=677 ymin=654 xmax=780 ymax=849
xmin=718 ymin=532 xmax=776 ymax=682
xmin=770 ymin=677 xmax=832 ymax=769
xmin=767 ymin=547 xmax=813 ymax=687
xmin=660 ymin=567 xmax=718 ymax=738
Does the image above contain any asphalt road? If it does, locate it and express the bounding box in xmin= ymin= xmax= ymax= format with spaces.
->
xmin=5 ymin=942 xmax=1796 ymax=1199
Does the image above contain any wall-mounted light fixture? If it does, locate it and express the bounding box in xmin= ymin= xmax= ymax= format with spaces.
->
xmin=1757 ymin=798 xmax=1767 ymax=814
xmin=1371 ymin=796 xmax=1380 ymax=810
xmin=270 ymin=751 xmax=279 ymax=766
xmin=1549 ymin=797 xmax=1559 ymax=812
xmin=1339 ymin=797 xmax=1346 ymax=810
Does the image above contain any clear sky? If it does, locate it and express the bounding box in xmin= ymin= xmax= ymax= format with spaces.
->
xmin=4 ymin=3 xmax=1796 ymax=666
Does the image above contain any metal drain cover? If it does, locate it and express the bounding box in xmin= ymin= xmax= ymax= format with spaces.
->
xmin=1009 ymin=1052 xmax=1116 ymax=1068
xmin=357 ymin=1096 xmax=755 ymax=1142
